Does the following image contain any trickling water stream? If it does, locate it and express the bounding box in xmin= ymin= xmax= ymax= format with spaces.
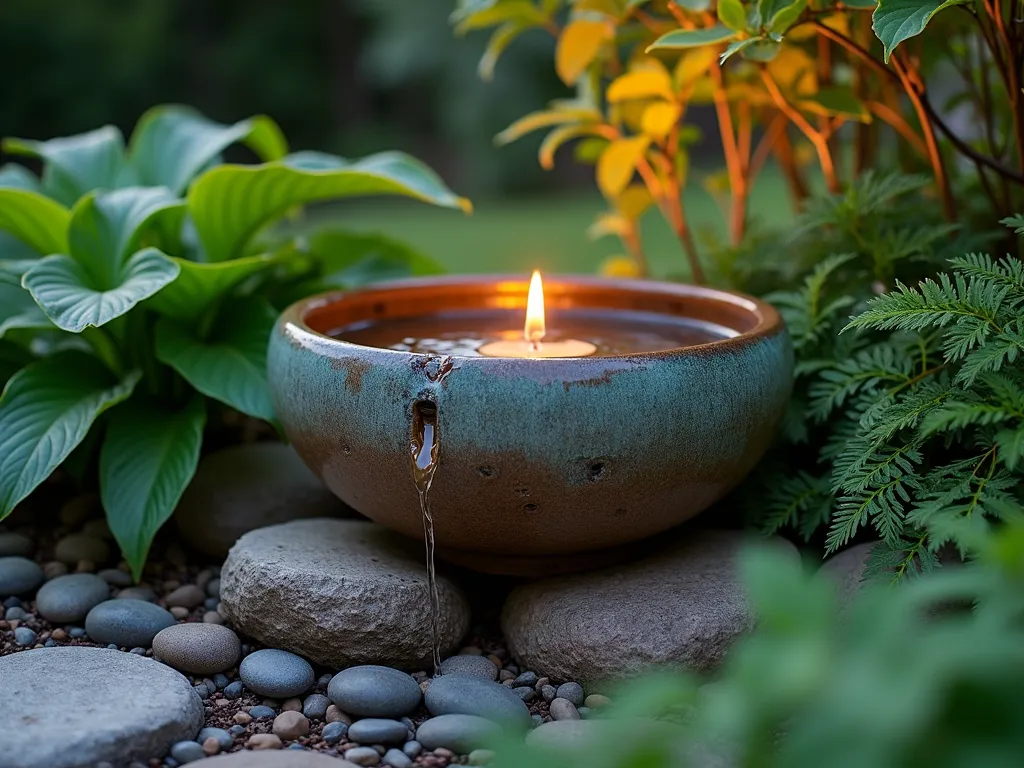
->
xmin=411 ymin=399 xmax=442 ymax=674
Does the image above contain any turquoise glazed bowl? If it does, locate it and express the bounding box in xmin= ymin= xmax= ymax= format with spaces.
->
xmin=268 ymin=275 xmax=792 ymax=574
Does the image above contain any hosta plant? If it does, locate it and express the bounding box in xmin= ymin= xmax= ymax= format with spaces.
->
xmin=0 ymin=105 xmax=469 ymax=578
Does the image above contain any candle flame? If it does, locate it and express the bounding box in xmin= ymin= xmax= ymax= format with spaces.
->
xmin=524 ymin=270 xmax=545 ymax=348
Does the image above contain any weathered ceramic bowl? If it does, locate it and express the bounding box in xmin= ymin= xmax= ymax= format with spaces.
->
xmin=269 ymin=275 xmax=792 ymax=574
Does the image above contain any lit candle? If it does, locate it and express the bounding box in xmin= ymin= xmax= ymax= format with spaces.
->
xmin=478 ymin=271 xmax=597 ymax=358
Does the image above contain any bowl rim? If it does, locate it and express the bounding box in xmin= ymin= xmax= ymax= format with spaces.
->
xmin=278 ymin=273 xmax=786 ymax=361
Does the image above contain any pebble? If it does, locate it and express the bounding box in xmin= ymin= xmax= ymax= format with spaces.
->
xmin=59 ymin=494 xmax=98 ymax=525
xmin=531 ymin=714 xmax=543 ymax=728
xmin=76 ymin=559 xmax=97 ymax=573
xmin=0 ymin=532 xmax=33 ymax=557
xmin=344 ymin=747 xmax=381 ymax=766
xmin=302 ymin=693 xmax=330 ymax=719
xmin=98 ymin=568 xmax=134 ymax=587
xmin=469 ymin=750 xmax=495 ymax=766
xmin=202 ymin=738 xmax=221 ymax=756
xmin=5 ymin=605 xmax=26 ymax=620
xmin=117 ymin=586 xmax=156 ymax=602
xmin=170 ymin=741 xmax=206 ymax=764
xmin=35 ymin=573 xmax=109 ymax=622
xmin=228 ymin=725 xmax=245 ymax=736
xmin=316 ymin=672 xmax=334 ymax=688
xmin=166 ymin=584 xmax=205 ymax=609
xmin=584 ymin=694 xmax=610 ymax=709
xmin=54 ymin=534 xmax=109 ymax=565
xmin=415 ymin=714 xmax=502 ymax=753
xmin=272 ymin=711 xmax=309 ymax=740
xmin=577 ymin=706 xmax=591 ymax=719
xmin=248 ymin=734 xmax=283 ymax=750
xmin=223 ymin=681 xmax=244 ymax=699
xmin=424 ymin=674 xmax=531 ymax=728
xmin=203 ymin=610 xmax=224 ymax=624
xmin=206 ymin=577 xmax=221 ymax=598
xmin=326 ymin=705 xmax=352 ymax=724
xmin=85 ymin=599 xmax=176 ymax=648
xmin=556 ymin=682 xmax=585 ymax=706
xmin=213 ymin=673 xmax=230 ymax=690
xmin=197 ymin=727 xmax=233 ymax=751
xmin=402 ymin=741 xmax=422 ymax=758
xmin=348 ymin=718 xmax=409 ymax=744
xmin=328 ymin=665 xmax=422 ymax=718
xmin=43 ymin=561 xmax=68 ymax=580
xmin=512 ymin=686 xmax=535 ymax=702
xmin=437 ymin=654 xmax=499 ymax=681
xmin=549 ymin=698 xmax=581 ymax=721
xmin=540 ymin=685 xmax=557 ymax=702
xmin=153 ymin=622 xmax=242 ymax=675
xmin=233 ymin=712 xmax=252 ymax=725
xmin=3 ymin=596 xmax=21 ymax=607
xmin=51 ymin=628 xmax=67 ymax=641
xmin=170 ymin=606 xmax=190 ymax=619
xmin=512 ymin=671 xmax=538 ymax=688
xmin=497 ymin=669 xmax=515 ymax=682
xmin=14 ymin=626 xmax=37 ymax=646
xmin=239 ymin=648 xmax=314 ymax=698
xmin=248 ymin=706 xmax=277 ymax=718
xmin=0 ymin=556 xmax=45 ymax=596
xmin=382 ymin=748 xmax=412 ymax=768
xmin=82 ymin=518 xmax=113 ymax=540
xmin=322 ymin=721 xmax=348 ymax=744
xmin=69 ymin=627 xmax=87 ymax=638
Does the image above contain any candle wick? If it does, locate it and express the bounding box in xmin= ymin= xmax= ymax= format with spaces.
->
xmin=530 ymin=338 xmax=542 ymax=352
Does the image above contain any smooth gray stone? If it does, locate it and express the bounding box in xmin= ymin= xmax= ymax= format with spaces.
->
xmin=437 ymin=655 xmax=498 ymax=681
xmin=239 ymin=648 xmax=314 ymax=698
xmin=197 ymin=727 xmax=233 ymax=751
xmin=0 ymin=647 xmax=203 ymax=768
xmin=35 ymin=573 xmax=109 ymax=623
xmin=328 ymin=665 xmax=422 ymax=718
xmin=415 ymin=714 xmax=501 ymax=753
xmin=54 ymin=534 xmax=109 ymax=565
xmin=0 ymin=533 xmax=33 ymax=558
xmin=344 ymin=746 xmax=381 ymax=766
xmin=152 ymin=623 xmax=242 ymax=675
xmin=0 ymin=556 xmax=44 ymax=596
xmin=302 ymin=693 xmax=330 ymax=720
xmin=424 ymin=675 xmax=530 ymax=729
xmin=382 ymin=748 xmax=412 ymax=768
xmin=85 ymin=599 xmax=176 ymax=648
xmin=322 ymin=721 xmax=348 ymax=744
xmin=116 ymin=585 xmax=157 ymax=602
xmin=549 ymin=698 xmax=580 ymax=721
xmin=348 ymin=718 xmax=409 ymax=745
xmin=14 ymin=626 xmax=36 ymax=646
xmin=555 ymin=682 xmax=585 ymax=706
xmin=98 ymin=568 xmax=134 ymax=587
xmin=248 ymin=706 xmax=277 ymax=718
xmin=170 ymin=741 xmax=205 ymax=764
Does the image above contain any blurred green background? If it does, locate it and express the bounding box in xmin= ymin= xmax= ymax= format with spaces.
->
xmin=0 ymin=0 xmax=791 ymax=276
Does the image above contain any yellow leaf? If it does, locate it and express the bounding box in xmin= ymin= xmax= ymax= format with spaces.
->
xmin=641 ymin=102 xmax=681 ymax=140
xmin=673 ymin=48 xmax=717 ymax=90
xmin=495 ymin=108 xmax=602 ymax=145
xmin=588 ymin=213 xmax=631 ymax=240
xmin=607 ymin=70 xmax=674 ymax=102
xmin=538 ymin=124 xmax=604 ymax=169
xmin=556 ymin=19 xmax=613 ymax=85
xmin=615 ymin=184 xmax=652 ymax=220
xmin=596 ymin=136 xmax=651 ymax=198
xmin=600 ymin=255 xmax=643 ymax=278
xmin=767 ymin=46 xmax=816 ymax=95
xmin=821 ymin=13 xmax=849 ymax=37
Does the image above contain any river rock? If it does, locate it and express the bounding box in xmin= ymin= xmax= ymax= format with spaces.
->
xmin=203 ymin=753 xmax=358 ymax=767
xmin=415 ymin=714 xmax=501 ymax=753
xmin=0 ymin=532 xmax=33 ymax=557
xmin=438 ymin=655 xmax=498 ymax=681
xmin=502 ymin=530 xmax=795 ymax=685
xmin=424 ymin=674 xmax=531 ymax=728
xmin=54 ymin=534 xmax=109 ymax=565
xmin=348 ymin=718 xmax=409 ymax=744
xmin=84 ymin=599 xmax=176 ymax=648
xmin=174 ymin=442 xmax=354 ymax=557
xmin=153 ymin=622 xmax=242 ymax=674
xmin=35 ymin=573 xmax=110 ymax=623
xmin=0 ymin=647 xmax=203 ymax=768
xmin=328 ymin=665 xmax=422 ymax=718
xmin=221 ymin=519 xmax=470 ymax=669
xmin=240 ymin=648 xmax=315 ymax=698
xmin=0 ymin=556 xmax=44 ymax=596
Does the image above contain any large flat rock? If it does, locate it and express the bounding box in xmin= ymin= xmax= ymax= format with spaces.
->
xmin=0 ymin=646 xmax=203 ymax=768
xmin=220 ymin=519 xmax=471 ymax=670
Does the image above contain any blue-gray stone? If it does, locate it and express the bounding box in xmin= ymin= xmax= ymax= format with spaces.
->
xmin=424 ymin=675 xmax=531 ymax=728
xmin=248 ymin=705 xmax=277 ymax=718
xmin=322 ymin=721 xmax=348 ymax=744
xmin=348 ymin=718 xmax=410 ymax=745
xmin=0 ymin=533 xmax=33 ymax=558
xmin=98 ymin=569 xmax=133 ymax=588
xmin=223 ymin=681 xmax=244 ymax=700
xmin=239 ymin=648 xmax=314 ymax=698
xmin=14 ymin=626 xmax=37 ymax=646
xmin=328 ymin=665 xmax=421 ymax=718
xmin=85 ymin=599 xmax=176 ymax=649
xmin=165 ymin=758 xmax=179 ymax=768
xmin=204 ymin=597 xmax=218 ymax=611
xmin=577 ymin=707 xmax=591 ymax=719
xmin=437 ymin=655 xmax=498 ymax=681
xmin=169 ymin=741 xmax=205 ymax=764
xmin=415 ymin=714 xmax=502 ymax=753
xmin=402 ymin=741 xmax=422 ymax=758
xmin=228 ymin=725 xmax=245 ymax=737
xmin=213 ymin=673 xmax=230 ymax=690
xmin=197 ymin=727 xmax=233 ymax=751
xmin=317 ymin=673 xmax=333 ymax=689
xmin=302 ymin=692 xmax=330 ymax=719
xmin=3 ymin=596 xmax=21 ymax=608
xmin=5 ymin=606 xmax=26 ymax=620
xmin=556 ymin=682 xmax=585 ymax=706
xmin=344 ymin=747 xmax=382 ymax=766
xmin=0 ymin=557 xmax=44 ymax=597
xmin=512 ymin=686 xmax=535 ymax=702
xmin=512 ymin=671 xmax=538 ymax=688
xmin=531 ymin=714 xmax=544 ymax=728
xmin=44 ymin=638 xmax=57 ymax=648
xmin=116 ymin=586 xmax=156 ymax=602
xmin=129 ymin=648 xmax=147 ymax=656
xmin=69 ymin=627 xmax=86 ymax=639
xmin=194 ymin=684 xmax=210 ymax=700
xmin=206 ymin=578 xmax=221 ymax=598
xmin=35 ymin=573 xmax=109 ymax=623
xmin=383 ymin=748 xmax=413 ymax=768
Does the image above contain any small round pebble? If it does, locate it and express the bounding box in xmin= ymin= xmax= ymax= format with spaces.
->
xmin=348 ymin=718 xmax=409 ymax=745
xmin=540 ymin=685 xmax=557 ymax=702
xmin=0 ymin=532 xmax=33 ymax=557
xmin=282 ymin=698 xmax=302 ymax=712
xmin=249 ymin=706 xmax=277 ymax=718
xmin=35 ymin=573 xmax=109 ymax=622
xmin=43 ymin=561 xmax=68 ymax=580
xmin=322 ymin=721 xmax=348 ymax=744
xmin=98 ymin=568 xmax=133 ymax=587
xmin=233 ymin=712 xmax=252 ymax=726
xmin=328 ymin=665 xmax=422 ymax=718
xmin=5 ymin=606 xmax=26 ymax=620
xmin=69 ymin=627 xmax=86 ymax=638
xmin=326 ymin=705 xmax=351 ymax=725
xmin=153 ymin=622 xmax=242 ymax=675
xmin=202 ymin=611 xmax=223 ymax=624
xmin=116 ymin=586 xmax=156 ymax=602
xmin=14 ymin=626 xmax=37 ymax=646
xmin=0 ymin=557 xmax=45 ymax=596
xmin=437 ymin=655 xmax=499 ymax=681
xmin=54 ymin=534 xmax=109 ymax=565
xmin=469 ymin=750 xmax=496 ymax=766
xmin=549 ymin=698 xmax=581 ymax=721
xmin=556 ymin=682 xmax=585 ymax=707
xmin=415 ymin=714 xmax=501 ymax=753
xmin=228 ymin=725 xmax=245 ymax=736
xmin=272 ymin=711 xmax=309 ymax=740
xmin=402 ymin=741 xmax=422 ymax=758
xmin=584 ymin=694 xmax=610 ymax=708
xmin=578 ymin=706 xmax=592 ymax=719
xmin=197 ymin=727 xmax=233 ymax=751
xmin=513 ymin=686 xmax=535 ymax=702
xmin=240 ymin=649 xmax=314 ymax=698
xmin=165 ymin=584 xmax=205 ymax=609
xmin=82 ymin=518 xmax=112 ymax=540
xmin=382 ymin=748 xmax=412 ymax=768
xmin=169 ymin=606 xmax=190 ymax=620
xmin=531 ymin=714 xmax=543 ymax=728
xmin=512 ymin=671 xmax=538 ymax=688
xmin=202 ymin=738 xmax=220 ymax=756
xmin=223 ymin=681 xmax=244 ymax=699
xmin=213 ymin=673 xmax=230 ymax=690
xmin=302 ymin=693 xmax=330 ymax=720
xmin=247 ymin=733 xmax=283 ymax=750
xmin=169 ymin=741 xmax=205 ymax=764
xmin=345 ymin=747 xmax=381 ymax=766
xmin=85 ymin=599 xmax=176 ymax=648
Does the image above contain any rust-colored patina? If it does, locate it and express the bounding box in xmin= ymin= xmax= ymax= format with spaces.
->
xmin=268 ymin=275 xmax=792 ymax=574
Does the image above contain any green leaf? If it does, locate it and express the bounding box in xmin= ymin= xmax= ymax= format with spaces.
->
xmin=0 ymin=188 xmax=71 ymax=255
xmin=0 ymin=351 xmax=139 ymax=519
xmin=800 ymin=85 xmax=872 ymax=123
xmin=761 ymin=0 xmax=807 ymax=33
xmin=0 ymin=284 xmax=51 ymax=338
xmin=718 ymin=0 xmax=749 ymax=31
xmin=843 ymin=0 xmax=877 ymax=6
xmin=872 ymin=0 xmax=969 ymax=63
xmin=1000 ymin=214 xmax=1024 ymax=235
xmin=129 ymin=106 xmax=288 ymax=195
xmin=0 ymin=340 xmax=32 ymax=384
xmin=188 ymin=153 xmax=471 ymax=262
xmin=145 ymin=253 xmax=275 ymax=322
xmin=23 ymin=248 xmax=180 ymax=333
xmin=996 ymin=425 xmax=1024 ymax=471
xmin=100 ymin=395 xmax=205 ymax=580
xmin=3 ymin=126 xmax=126 ymax=206
xmin=647 ymin=24 xmax=737 ymax=51
xmin=0 ymin=164 xmax=41 ymax=192
xmin=741 ymin=39 xmax=782 ymax=61
xmin=721 ymin=37 xmax=762 ymax=63
xmin=155 ymin=298 xmax=277 ymax=421
xmin=310 ymin=230 xmax=443 ymax=287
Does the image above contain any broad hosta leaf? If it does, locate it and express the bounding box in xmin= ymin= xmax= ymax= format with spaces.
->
xmin=311 ymin=230 xmax=443 ymax=287
xmin=188 ymin=153 xmax=470 ymax=262
xmin=0 ymin=189 xmax=70 ymax=255
xmin=0 ymin=164 xmax=41 ymax=192
xmin=0 ymin=351 xmax=139 ymax=519
xmin=647 ymin=24 xmax=737 ymax=51
xmin=597 ymin=136 xmax=651 ymax=198
xmin=3 ymin=126 xmax=126 ymax=206
xmin=0 ymin=284 xmax=51 ymax=338
xmin=495 ymin=108 xmax=603 ymax=145
xmin=155 ymin=298 xmax=277 ymax=421
xmin=100 ymin=395 xmax=205 ymax=579
xmin=556 ymin=19 xmax=612 ymax=85
xmin=146 ymin=253 xmax=275 ymax=322
xmin=23 ymin=248 xmax=180 ymax=333
xmin=129 ymin=106 xmax=288 ymax=195
xmin=872 ymin=0 xmax=968 ymax=62
xmin=0 ymin=260 xmax=38 ymax=287
xmin=718 ymin=0 xmax=749 ymax=32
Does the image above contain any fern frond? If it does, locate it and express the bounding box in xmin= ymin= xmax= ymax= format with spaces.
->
xmin=920 ymin=397 xmax=1017 ymax=435
xmin=996 ymin=424 xmax=1024 ymax=470
xmin=756 ymin=471 xmax=831 ymax=538
xmin=808 ymin=344 xmax=915 ymax=421
xmin=999 ymin=213 xmax=1024 ymax=234
xmin=949 ymin=253 xmax=1024 ymax=300
xmin=862 ymin=379 xmax=953 ymax=444
xmin=864 ymin=535 xmax=939 ymax=583
xmin=827 ymin=471 xmax=919 ymax=552
xmin=956 ymin=327 xmax=1024 ymax=385
xmin=832 ymin=438 xmax=923 ymax=494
